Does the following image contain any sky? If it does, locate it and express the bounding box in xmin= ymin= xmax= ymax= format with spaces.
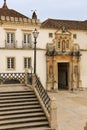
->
xmin=1 ymin=0 xmax=87 ymax=22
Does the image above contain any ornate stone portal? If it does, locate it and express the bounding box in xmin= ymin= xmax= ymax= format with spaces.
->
xmin=46 ymin=27 xmax=82 ymax=91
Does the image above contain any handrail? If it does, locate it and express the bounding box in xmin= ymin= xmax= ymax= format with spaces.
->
xmin=27 ymin=74 xmax=58 ymax=130
xmin=34 ymin=75 xmax=51 ymax=114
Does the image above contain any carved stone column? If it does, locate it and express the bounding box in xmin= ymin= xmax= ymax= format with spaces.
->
xmin=46 ymin=56 xmax=52 ymax=90
xmin=50 ymin=97 xmax=58 ymax=130
xmin=52 ymin=56 xmax=57 ymax=90
xmin=77 ymin=57 xmax=82 ymax=88
xmin=72 ymin=55 xmax=81 ymax=90
xmin=69 ymin=62 xmax=72 ymax=90
xmin=46 ymin=56 xmax=50 ymax=82
xmin=72 ymin=56 xmax=77 ymax=90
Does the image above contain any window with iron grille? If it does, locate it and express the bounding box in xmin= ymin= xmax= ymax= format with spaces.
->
xmin=24 ymin=57 xmax=31 ymax=68
xmin=49 ymin=33 xmax=53 ymax=38
xmin=58 ymin=39 xmax=60 ymax=48
xmin=24 ymin=34 xmax=31 ymax=44
xmin=7 ymin=33 xmax=15 ymax=43
xmin=73 ymin=34 xmax=77 ymax=39
xmin=7 ymin=57 xmax=15 ymax=69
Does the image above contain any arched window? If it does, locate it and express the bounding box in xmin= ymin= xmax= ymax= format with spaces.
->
xmin=66 ymin=40 xmax=69 ymax=49
xmin=58 ymin=40 xmax=60 ymax=48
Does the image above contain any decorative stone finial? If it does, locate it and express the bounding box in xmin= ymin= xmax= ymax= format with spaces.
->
xmin=32 ymin=11 xmax=37 ymax=19
xmin=2 ymin=0 xmax=8 ymax=9
xmin=62 ymin=25 xmax=66 ymax=33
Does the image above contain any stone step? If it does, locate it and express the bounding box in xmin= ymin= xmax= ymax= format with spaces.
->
xmin=0 ymin=94 xmax=36 ymax=99
xmin=23 ymin=128 xmax=55 ymax=130
xmin=0 ymin=90 xmax=34 ymax=93
xmin=0 ymin=116 xmax=47 ymax=125
xmin=0 ymin=108 xmax=43 ymax=116
xmin=0 ymin=112 xmax=45 ymax=120
xmin=0 ymin=98 xmax=38 ymax=104
xmin=0 ymin=90 xmax=33 ymax=93
xmin=0 ymin=92 xmax=35 ymax=97
xmin=0 ymin=120 xmax=49 ymax=130
xmin=0 ymin=100 xmax=39 ymax=107
xmin=0 ymin=91 xmax=34 ymax=97
xmin=0 ymin=87 xmax=50 ymax=130
xmin=0 ymin=104 xmax=41 ymax=111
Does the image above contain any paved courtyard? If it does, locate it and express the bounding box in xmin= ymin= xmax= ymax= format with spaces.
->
xmin=48 ymin=90 xmax=87 ymax=130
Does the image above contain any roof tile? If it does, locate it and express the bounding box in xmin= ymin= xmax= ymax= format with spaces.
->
xmin=41 ymin=18 xmax=87 ymax=30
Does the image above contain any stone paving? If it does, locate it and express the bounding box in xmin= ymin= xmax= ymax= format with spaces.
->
xmin=48 ymin=90 xmax=87 ymax=130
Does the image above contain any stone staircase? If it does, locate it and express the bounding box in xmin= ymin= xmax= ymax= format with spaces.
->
xmin=0 ymin=89 xmax=53 ymax=130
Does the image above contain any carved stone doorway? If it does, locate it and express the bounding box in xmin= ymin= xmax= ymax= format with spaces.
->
xmin=58 ymin=63 xmax=69 ymax=90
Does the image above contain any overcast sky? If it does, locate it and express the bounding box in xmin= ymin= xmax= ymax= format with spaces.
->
xmin=1 ymin=0 xmax=87 ymax=22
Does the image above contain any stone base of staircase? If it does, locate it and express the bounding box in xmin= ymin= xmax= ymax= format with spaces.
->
xmin=0 ymin=85 xmax=54 ymax=130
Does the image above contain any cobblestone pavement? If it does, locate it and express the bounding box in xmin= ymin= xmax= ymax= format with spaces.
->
xmin=48 ymin=90 xmax=87 ymax=130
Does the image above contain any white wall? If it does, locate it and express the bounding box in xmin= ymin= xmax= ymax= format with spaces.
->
xmin=71 ymin=30 xmax=87 ymax=50
xmin=0 ymin=49 xmax=46 ymax=88
xmin=37 ymin=29 xmax=55 ymax=49
xmin=80 ymin=51 xmax=87 ymax=88
xmin=36 ymin=50 xmax=46 ymax=87
xmin=0 ymin=24 xmax=87 ymax=89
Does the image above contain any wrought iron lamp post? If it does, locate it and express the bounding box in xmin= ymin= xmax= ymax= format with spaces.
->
xmin=32 ymin=28 xmax=39 ymax=74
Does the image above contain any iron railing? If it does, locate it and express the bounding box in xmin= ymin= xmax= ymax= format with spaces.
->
xmin=22 ymin=42 xmax=32 ymax=48
xmin=5 ymin=41 xmax=17 ymax=48
xmin=34 ymin=75 xmax=51 ymax=113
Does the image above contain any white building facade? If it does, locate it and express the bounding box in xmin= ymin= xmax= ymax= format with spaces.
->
xmin=0 ymin=0 xmax=87 ymax=90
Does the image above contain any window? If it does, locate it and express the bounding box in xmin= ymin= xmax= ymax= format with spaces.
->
xmin=24 ymin=57 xmax=31 ymax=68
xmin=7 ymin=33 xmax=14 ymax=43
xmin=24 ymin=34 xmax=31 ymax=44
xmin=73 ymin=34 xmax=77 ymax=39
xmin=66 ymin=40 xmax=69 ymax=49
xmin=58 ymin=40 xmax=60 ymax=48
xmin=49 ymin=33 xmax=53 ymax=38
xmin=7 ymin=57 xmax=15 ymax=69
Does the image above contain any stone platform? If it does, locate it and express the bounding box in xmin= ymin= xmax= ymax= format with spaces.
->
xmin=48 ymin=90 xmax=87 ymax=130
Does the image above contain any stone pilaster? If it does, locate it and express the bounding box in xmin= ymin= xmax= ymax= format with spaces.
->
xmin=46 ymin=56 xmax=51 ymax=90
xmin=77 ymin=57 xmax=82 ymax=88
xmin=69 ymin=62 xmax=73 ymax=90
xmin=46 ymin=56 xmax=50 ymax=82
xmin=50 ymin=97 xmax=58 ymax=130
xmin=52 ymin=56 xmax=57 ymax=90
xmin=25 ymin=68 xmax=28 ymax=85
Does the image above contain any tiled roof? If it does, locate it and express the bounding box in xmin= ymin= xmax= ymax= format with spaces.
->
xmin=0 ymin=8 xmax=29 ymax=19
xmin=41 ymin=18 xmax=87 ymax=30
xmin=0 ymin=0 xmax=29 ymax=19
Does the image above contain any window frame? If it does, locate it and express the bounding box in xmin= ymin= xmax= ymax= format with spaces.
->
xmin=58 ymin=39 xmax=61 ymax=49
xmin=24 ymin=57 xmax=31 ymax=69
xmin=7 ymin=57 xmax=15 ymax=70
xmin=6 ymin=32 xmax=15 ymax=44
xmin=23 ymin=33 xmax=31 ymax=44
xmin=73 ymin=34 xmax=77 ymax=39
xmin=49 ymin=33 xmax=53 ymax=38
xmin=66 ymin=40 xmax=69 ymax=49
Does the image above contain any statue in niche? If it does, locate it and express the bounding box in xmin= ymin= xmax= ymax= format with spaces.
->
xmin=49 ymin=65 xmax=53 ymax=79
xmin=74 ymin=65 xmax=78 ymax=80
xmin=62 ymin=40 xmax=66 ymax=52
